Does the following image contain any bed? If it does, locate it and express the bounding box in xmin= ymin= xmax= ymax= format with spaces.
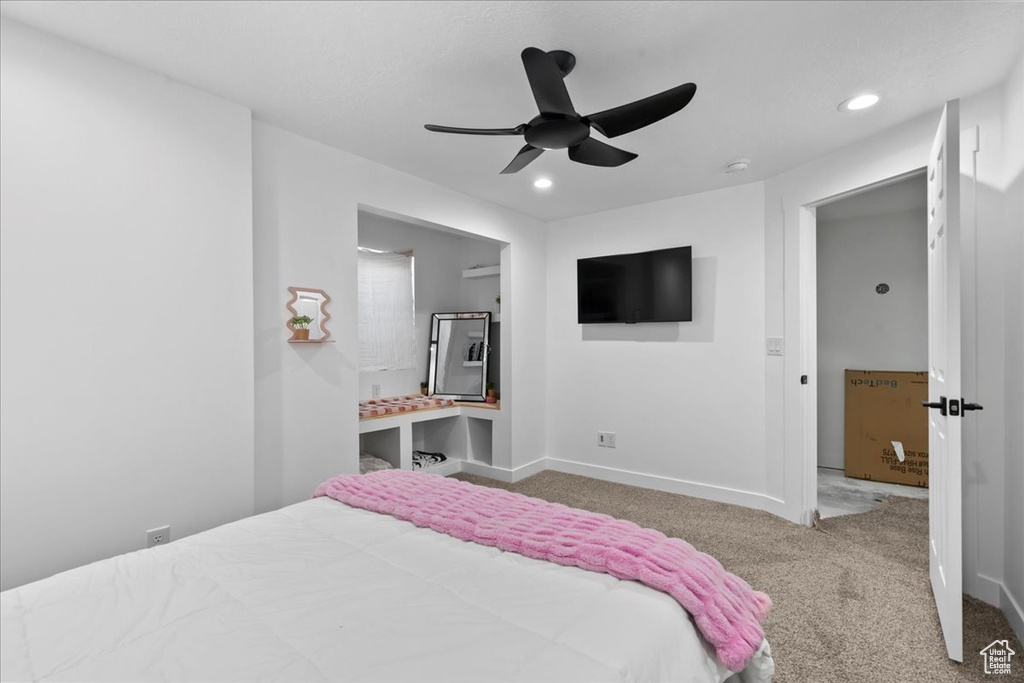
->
xmin=0 ymin=483 xmax=774 ymax=682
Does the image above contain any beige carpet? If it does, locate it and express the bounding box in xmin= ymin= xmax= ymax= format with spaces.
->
xmin=453 ymin=471 xmax=1023 ymax=682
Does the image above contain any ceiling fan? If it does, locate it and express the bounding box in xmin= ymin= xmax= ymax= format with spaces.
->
xmin=424 ymin=47 xmax=697 ymax=174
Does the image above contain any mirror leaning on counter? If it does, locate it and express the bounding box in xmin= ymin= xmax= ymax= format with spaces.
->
xmin=428 ymin=312 xmax=491 ymax=401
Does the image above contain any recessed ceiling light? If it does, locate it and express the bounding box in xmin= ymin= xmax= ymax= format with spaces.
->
xmin=838 ymin=93 xmax=880 ymax=112
xmin=533 ymin=177 xmax=553 ymax=189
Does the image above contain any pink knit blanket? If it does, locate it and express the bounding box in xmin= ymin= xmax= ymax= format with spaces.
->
xmin=313 ymin=470 xmax=771 ymax=671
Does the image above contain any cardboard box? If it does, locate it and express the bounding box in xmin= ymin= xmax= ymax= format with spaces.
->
xmin=844 ymin=369 xmax=929 ymax=487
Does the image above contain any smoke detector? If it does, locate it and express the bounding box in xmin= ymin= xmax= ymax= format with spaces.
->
xmin=725 ymin=159 xmax=750 ymax=174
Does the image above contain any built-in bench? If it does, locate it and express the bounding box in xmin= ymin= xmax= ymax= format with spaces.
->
xmin=359 ymin=396 xmax=501 ymax=474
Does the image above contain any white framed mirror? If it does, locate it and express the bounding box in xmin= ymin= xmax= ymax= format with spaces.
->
xmin=428 ymin=312 xmax=491 ymax=401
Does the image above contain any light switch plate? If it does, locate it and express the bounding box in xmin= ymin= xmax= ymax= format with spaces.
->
xmin=767 ymin=337 xmax=784 ymax=356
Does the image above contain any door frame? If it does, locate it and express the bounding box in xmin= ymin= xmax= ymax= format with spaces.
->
xmin=796 ymin=168 xmax=929 ymax=519
xmin=793 ymin=123 xmax=980 ymax=525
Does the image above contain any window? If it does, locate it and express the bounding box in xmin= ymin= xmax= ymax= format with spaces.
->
xmin=357 ymin=249 xmax=416 ymax=371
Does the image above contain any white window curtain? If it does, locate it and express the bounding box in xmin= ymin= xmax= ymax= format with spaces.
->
xmin=358 ymin=250 xmax=417 ymax=371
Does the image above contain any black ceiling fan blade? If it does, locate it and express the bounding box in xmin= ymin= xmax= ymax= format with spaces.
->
xmin=568 ymin=138 xmax=638 ymax=167
xmin=521 ymin=47 xmax=576 ymax=116
xmin=585 ymin=83 xmax=696 ymax=139
xmin=500 ymin=144 xmax=545 ymax=174
xmin=425 ymin=124 xmax=526 ymax=136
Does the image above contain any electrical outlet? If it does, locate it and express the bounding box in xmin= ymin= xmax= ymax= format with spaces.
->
xmin=598 ymin=432 xmax=617 ymax=448
xmin=372 ymin=384 xmax=381 ymax=399
xmin=147 ymin=525 xmax=171 ymax=548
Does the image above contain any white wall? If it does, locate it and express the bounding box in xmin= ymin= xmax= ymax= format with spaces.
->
xmin=458 ymin=239 xmax=502 ymax=319
xmin=253 ymin=122 xmax=547 ymax=514
xmin=0 ymin=20 xmax=255 ymax=590
xmin=816 ymin=189 xmax=928 ymax=470
xmin=544 ymin=182 xmax=768 ymax=507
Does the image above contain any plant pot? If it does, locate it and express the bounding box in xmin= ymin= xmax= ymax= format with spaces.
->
xmin=294 ymin=328 xmax=310 ymax=341
xmin=420 ymin=387 xmax=429 ymax=396
xmin=485 ymin=396 xmax=496 ymax=404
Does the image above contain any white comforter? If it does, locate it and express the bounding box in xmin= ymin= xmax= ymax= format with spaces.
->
xmin=1 ymin=497 xmax=773 ymax=682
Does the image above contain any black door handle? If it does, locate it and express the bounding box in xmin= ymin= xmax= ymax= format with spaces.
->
xmin=962 ymin=399 xmax=984 ymax=412
xmin=922 ymin=396 xmax=947 ymax=416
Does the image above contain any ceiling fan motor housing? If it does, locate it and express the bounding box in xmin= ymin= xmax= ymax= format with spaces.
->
xmin=524 ymin=115 xmax=590 ymax=149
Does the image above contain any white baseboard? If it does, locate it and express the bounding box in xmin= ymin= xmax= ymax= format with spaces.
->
xmin=508 ymin=457 xmax=548 ymax=481
xmin=1001 ymin=581 xmax=1024 ymax=645
xmin=762 ymin=497 xmax=805 ymax=525
xmin=459 ymin=457 xmax=546 ymax=483
xmin=970 ymin=573 xmax=1005 ymax=608
xmin=544 ymin=458 xmax=773 ymax=512
xmin=963 ymin=574 xmax=1024 ymax=645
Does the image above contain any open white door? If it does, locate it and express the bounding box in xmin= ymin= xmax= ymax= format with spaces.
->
xmin=923 ymin=100 xmax=963 ymax=662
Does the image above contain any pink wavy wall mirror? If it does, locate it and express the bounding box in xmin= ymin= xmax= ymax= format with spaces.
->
xmin=286 ymin=287 xmax=332 ymax=343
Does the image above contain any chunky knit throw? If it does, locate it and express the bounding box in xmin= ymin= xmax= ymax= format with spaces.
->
xmin=313 ymin=469 xmax=771 ymax=671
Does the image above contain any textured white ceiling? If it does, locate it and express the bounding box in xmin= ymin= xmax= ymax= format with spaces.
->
xmin=1 ymin=1 xmax=1021 ymax=221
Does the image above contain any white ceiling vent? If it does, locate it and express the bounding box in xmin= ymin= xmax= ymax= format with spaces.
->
xmin=725 ymin=159 xmax=750 ymax=174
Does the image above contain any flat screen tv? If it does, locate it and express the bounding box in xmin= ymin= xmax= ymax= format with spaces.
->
xmin=577 ymin=246 xmax=692 ymax=324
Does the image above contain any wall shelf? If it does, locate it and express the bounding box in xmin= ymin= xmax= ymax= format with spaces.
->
xmin=462 ymin=265 xmax=500 ymax=279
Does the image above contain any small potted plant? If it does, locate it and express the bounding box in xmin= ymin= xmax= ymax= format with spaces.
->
xmin=290 ymin=315 xmax=313 ymax=341
xmin=420 ymin=381 xmax=429 ymax=396
xmin=486 ymin=381 xmax=497 ymax=404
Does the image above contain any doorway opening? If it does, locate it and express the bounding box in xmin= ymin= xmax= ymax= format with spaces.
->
xmin=805 ymin=170 xmax=930 ymax=518
xmin=794 ymin=104 xmax=974 ymax=663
